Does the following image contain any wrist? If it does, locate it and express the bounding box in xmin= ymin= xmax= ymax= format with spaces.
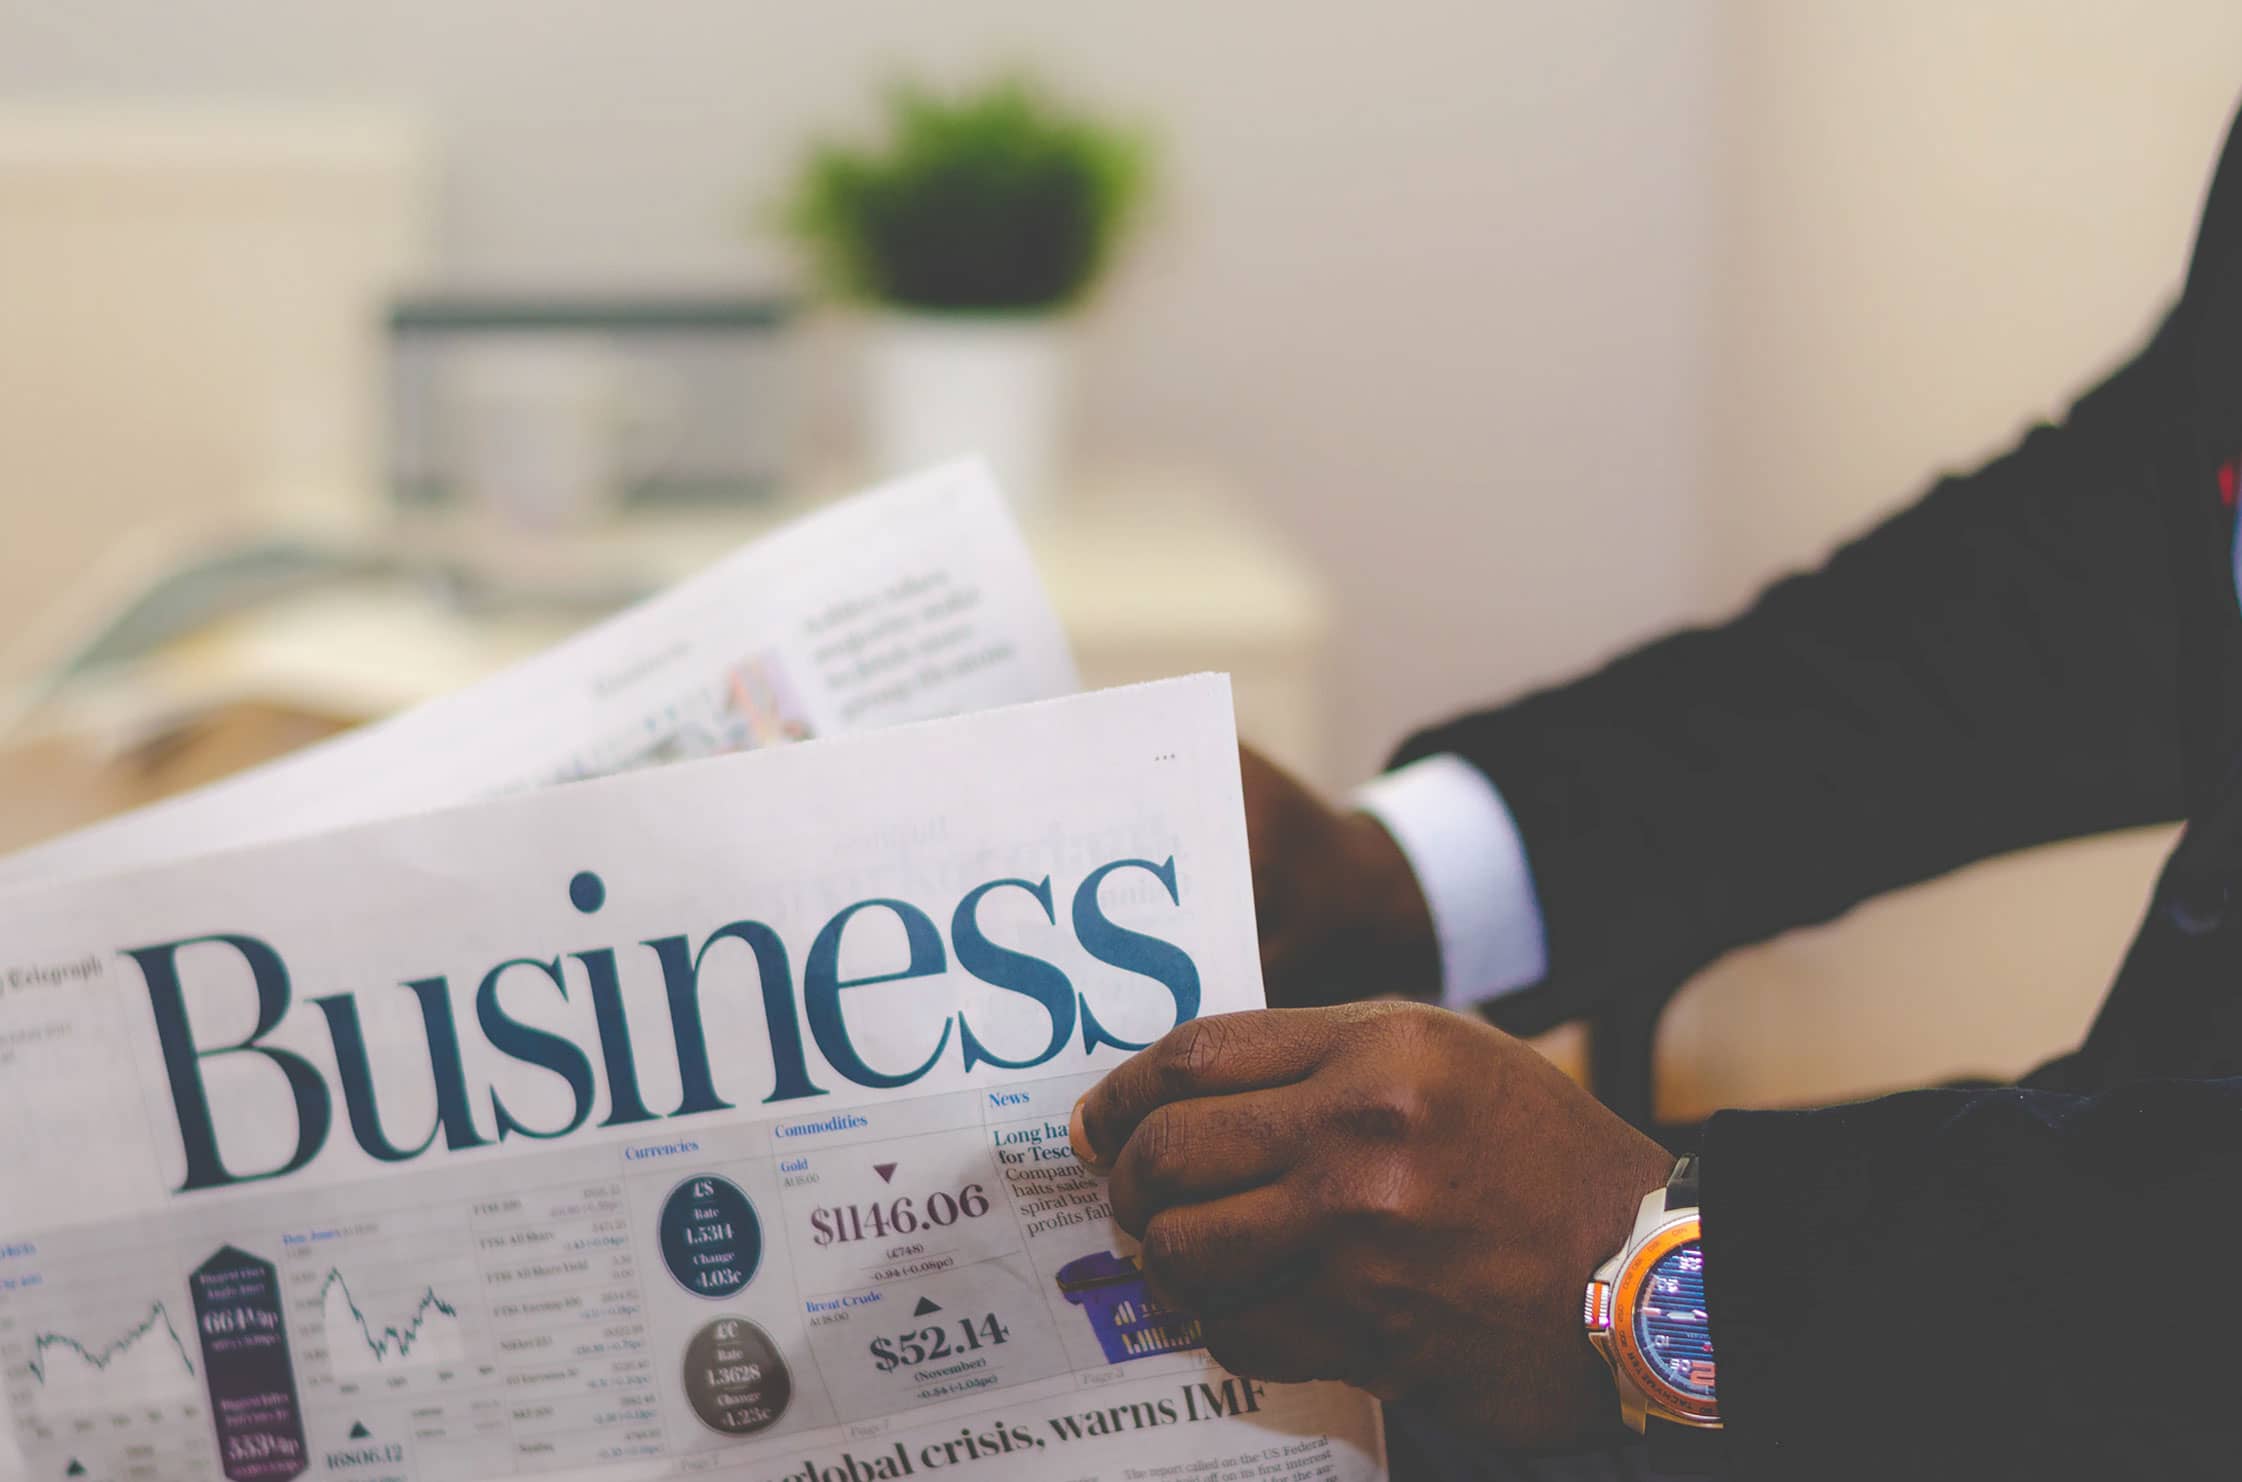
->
xmin=1574 ymin=1138 xmax=1682 ymax=1348
xmin=1336 ymin=808 xmax=1441 ymax=1000
xmin=1543 ymin=1138 xmax=1682 ymax=1444
xmin=1349 ymin=754 xmax=1548 ymax=1007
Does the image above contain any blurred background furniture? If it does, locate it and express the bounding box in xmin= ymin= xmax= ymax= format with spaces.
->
xmin=388 ymin=294 xmax=799 ymax=516
xmin=0 ymin=104 xmax=430 ymax=688
xmin=4 ymin=2 xmax=2239 ymax=1124
xmin=0 ymin=467 xmax=1332 ymax=847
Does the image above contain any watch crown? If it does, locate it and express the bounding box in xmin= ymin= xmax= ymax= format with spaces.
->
xmin=1583 ymin=1279 xmax=1612 ymax=1333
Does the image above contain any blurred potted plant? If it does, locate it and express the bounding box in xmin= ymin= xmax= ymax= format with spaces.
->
xmin=783 ymin=76 xmax=1149 ymax=516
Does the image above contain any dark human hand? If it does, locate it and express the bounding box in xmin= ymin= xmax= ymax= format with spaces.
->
xmin=1071 ymin=1002 xmax=1673 ymax=1448
xmin=1241 ymin=747 xmax=1438 ymax=1007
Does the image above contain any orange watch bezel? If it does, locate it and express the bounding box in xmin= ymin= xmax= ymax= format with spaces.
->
xmin=1605 ymin=1213 xmax=1720 ymax=1426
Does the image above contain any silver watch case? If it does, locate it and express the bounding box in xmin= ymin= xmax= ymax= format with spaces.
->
xmin=1583 ymin=1185 xmax=1719 ymax=1433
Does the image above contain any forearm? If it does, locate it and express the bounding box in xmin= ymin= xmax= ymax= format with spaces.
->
xmin=1397 ymin=319 xmax=2191 ymax=1017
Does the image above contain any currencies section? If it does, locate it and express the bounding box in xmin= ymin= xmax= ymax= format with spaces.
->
xmin=801 ymin=1256 xmax=1068 ymax=1418
xmin=765 ymin=1077 xmax=1210 ymax=1429
xmin=767 ymin=1108 xmax=1068 ymax=1427
xmin=627 ymin=1149 xmax=835 ymax=1459
xmin=0 ymin=1073 xmax=1216 ymax=1482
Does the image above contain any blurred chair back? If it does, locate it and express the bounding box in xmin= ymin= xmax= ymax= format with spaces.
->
xmin=0 ymin=105 xmax=429 ymax=687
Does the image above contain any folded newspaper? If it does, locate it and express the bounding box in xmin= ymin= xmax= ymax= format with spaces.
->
xmin=0 ymin=465 xmax=1386 ymax=1482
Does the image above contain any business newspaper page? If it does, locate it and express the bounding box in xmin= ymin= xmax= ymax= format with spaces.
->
xmin=0 ymin=459 xmax=1077 ymax=892
xmin=0 ymin=677 xmax=1386 ymax=1482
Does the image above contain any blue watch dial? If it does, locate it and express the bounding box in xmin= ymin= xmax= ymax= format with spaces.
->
xmin=1633 ymin=1238 xmax=1716 ymax=1401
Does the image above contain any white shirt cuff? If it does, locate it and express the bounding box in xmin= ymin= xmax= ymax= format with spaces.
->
xmin=1353 ymin=753 xmax=1549 ymax=1010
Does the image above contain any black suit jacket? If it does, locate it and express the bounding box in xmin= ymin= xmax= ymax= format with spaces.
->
xmin=1396 ymin=107 xmax=2242 ymax=1477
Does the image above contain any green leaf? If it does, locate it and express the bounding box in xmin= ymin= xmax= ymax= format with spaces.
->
xmin=778 ymin=73 xmax=1152 ymax=313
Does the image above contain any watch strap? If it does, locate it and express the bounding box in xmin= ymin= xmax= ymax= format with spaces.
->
xmin=1666 ymin=1154 xmax=1701 ymax=1211
xmin=1653 ymin=1154 xmax=1718 ymax=1459
xmin=1645 ymin=1416 xmax=1724 ymax=1475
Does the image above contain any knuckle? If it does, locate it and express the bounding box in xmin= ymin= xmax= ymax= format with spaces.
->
xmin=1132 ymin=1105 xmax=1188 ymax=1184
xmin=1338 ymin=1082 xmax=1427 ymax=1143
xmin=1226 ymin=1097 xmax=1287 ymax=1164
xmin=1138 ymin=1212 xmax=1201 ymax=1285
xmin=1335 ymin=1097 xmax=1406 ymax=1144
xmin=1343 ymin=1157 xmax=1428 ymax=1230
xmin=1158 ymin=1016 xmax=1231 ymax=1094
xmin=1376 ymin=1000 xmax=1443 ymax=1051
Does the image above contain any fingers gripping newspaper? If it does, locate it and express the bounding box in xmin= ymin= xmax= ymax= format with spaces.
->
xmin=0 ymin=468 xmax=1387 ymax=1482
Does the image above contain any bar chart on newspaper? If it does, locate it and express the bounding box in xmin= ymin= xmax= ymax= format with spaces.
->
xmin=0 ymin=676 xmax=1385 ymax=1482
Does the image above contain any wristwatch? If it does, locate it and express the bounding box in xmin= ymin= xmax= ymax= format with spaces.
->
xmin=1584 ymin=1155 xmax=1723 ymax=1474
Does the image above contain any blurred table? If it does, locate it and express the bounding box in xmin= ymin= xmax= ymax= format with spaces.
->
xmin=0 ymin=468 xmax=1334 ymax=856
xmin=0 ymin=702 xmax=352 ymax=854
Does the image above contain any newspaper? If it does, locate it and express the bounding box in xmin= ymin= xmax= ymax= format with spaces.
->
xmin=0 ymin=492 xmax=1389 ymax=1482
xmin=0 ymin=677 xmax=1384 ymax=1482
xmin=0 ymin=461 xmax=1079 ymax=892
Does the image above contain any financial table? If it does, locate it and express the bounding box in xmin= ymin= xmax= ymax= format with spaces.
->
xmin=0 ymin=1072 xmax=1212 ymax=1482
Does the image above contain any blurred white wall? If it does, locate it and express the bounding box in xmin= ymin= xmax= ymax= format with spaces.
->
xmin=1661 ymin=0 xmax=2242 ymax=1114
xmin=0 ymin=0 xmax=1719 ymax=786
xmin=8 ymin=0 xmax=2242 ymax=1108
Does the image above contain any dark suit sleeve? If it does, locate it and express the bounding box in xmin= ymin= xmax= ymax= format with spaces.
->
xmin=1394 ymin=318 xmax=2194 ymax=1028
xmin=1701 ymin=1080 xmax=2242 ymax=1478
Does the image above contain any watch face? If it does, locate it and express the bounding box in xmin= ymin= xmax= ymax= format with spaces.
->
xmin=1633 ymin=1238 xmax=1717 ymax=1403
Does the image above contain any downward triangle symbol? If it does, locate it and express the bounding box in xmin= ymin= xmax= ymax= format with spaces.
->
xmin=874 ymin=1163 xmax=898 ymax=1183
xmin=914 ymin=1297 xmax=941 ymax=1316
xmin=349 ymin=1422 xmax=372 ymax=1440
xmin=65 ymin=1463 xmax=86 ymax=1478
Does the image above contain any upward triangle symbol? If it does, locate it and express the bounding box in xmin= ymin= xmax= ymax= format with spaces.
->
xmin=349 ymin=1422 xmax=372 ymax=1440
xmin=65 ymin=1462 xmax=86 ymax=1478
xmin=913 ymin=1297 xmax=942 ymax=1316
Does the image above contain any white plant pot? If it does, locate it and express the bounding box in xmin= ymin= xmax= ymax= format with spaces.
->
xmin=864 ymin=312 xmax=1071 ymax=521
